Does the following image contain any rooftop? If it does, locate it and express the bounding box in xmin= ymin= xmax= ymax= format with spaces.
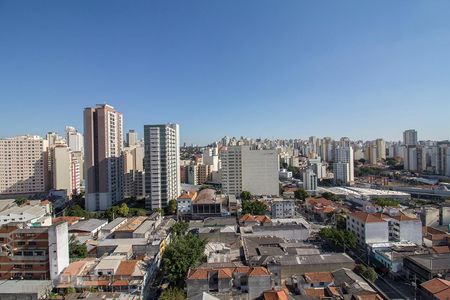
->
xmin=69 ymin=219 xmax=108 ymax=233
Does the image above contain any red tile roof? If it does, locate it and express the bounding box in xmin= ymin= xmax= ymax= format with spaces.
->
xmin=304 ymin=288 xmax=325 ymax=297
xmin=263 ymin=290 xmax=289 ymax=300
xmin=350 ymin=211 xmax=386 ymax=223
xmin=116 ymin=260 xmax=138 ymax=276
xmin=421 ymin=278 xmax=450 ymax=296
xmin=187 ymin=269 xmax=209 ymax=280
xmin=111 ymin=280 xmax=129 ymax=286
xmin=304 ymin=272 xmax=333 ymax=283
xmin=248 ymin=267 xmax=270 ymax=277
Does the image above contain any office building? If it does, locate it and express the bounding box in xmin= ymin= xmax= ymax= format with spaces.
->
xmin=221 ymin=146 xmax=279 ymax=196
xmin=403 ymin=129 xmax=418 ymax=146
xmin=84 ymin=104 xmax=124 ymax=211
xmin=144 ymin=124 xmax=180 ymax=210
xmin=52 ymin=144 xmax=73 ymax=197
xmin=375 ymin=138 xmax=386 ymax=161
xmin=0 ymin=135 xmax=48 ymax=195
xmin=123 ymin=144 xmax=145 ymax=199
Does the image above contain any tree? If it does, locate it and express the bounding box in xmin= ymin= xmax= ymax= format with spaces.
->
xmin=65 ymin=286 xmax=76 ymax=294
xmin=172 ymin=221 xmax=189 ymax=237
xmin=373 ymin=197 xmax=400 ymax=207
xmin=66 ymin=205 xmax=90 ymax=218
xmin=159 ymin=287 xmax=186 ymax=300
xmin=294 ymin=189 xmax=309 ymax=201
xmin=240 ymin=191 xmax=251 ymax=201
xmin=358 ymin=158 xmax=366 ymax=164
xmin=14 ymin=196 xmax=27 ymax=206
xmin=117 ymin=203 xmax=129 ymax=217
xmin=104 ymin=206 xmax=119 ymax=221
xmin=242 ymin=200 xmax=267 ymax=215
xmin=287 ymin=166 xmax=302 ymax=179
xmin=167 ymin=199 xmax=177 ymax=215
xmin=153 ymin=208 xmax=165 ymax=216
xmin=319 ymin=228 xmax=356 ymax=251
xmin=129 ymin=208 xmax=147 ymax=216
xmin=69 ymin=236 xmax=87 ymax=259
xmin=162 ymin=233 xmax=207 ymax=286
xmin=354 ymin=264 xmax=378 ymax=282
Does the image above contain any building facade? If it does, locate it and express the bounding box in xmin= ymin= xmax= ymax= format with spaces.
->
xmin=84 ymin=104 xmax=124 ymax=211
xmin=0 ymin=136 xmax=48 ymax=195
xmin=144 ymin=124 xmax=180 ymax=210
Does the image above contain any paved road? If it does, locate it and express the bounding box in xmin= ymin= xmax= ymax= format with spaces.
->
xmin=375 ymin=275 xmax=415 ymax=300
xmin=375 ymin=278 xmax=406 ymax=300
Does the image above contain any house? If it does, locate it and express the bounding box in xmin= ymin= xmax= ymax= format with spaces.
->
xmin=420 ymin=278 xmax=450 ymax=300
xmin=423 ymin=227 xmax=449 ymax=248
xmin=347 ymin=212 xmax=389 ymax=246
xmin=239 ymin=214 xmax=272 ymax=226
xmin=186 ymin=265 xmax=272 ymax=299
xmin=305 ymin=197 xmax=337 ymax=222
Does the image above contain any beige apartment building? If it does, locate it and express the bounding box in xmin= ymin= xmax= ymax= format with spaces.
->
xmin=0 ymin=136 xmax=48 ymax=195
xmin=84 ymin=104 xmax=124 ymax=211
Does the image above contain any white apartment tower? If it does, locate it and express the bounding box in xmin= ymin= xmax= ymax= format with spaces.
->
xmin=303 ymin=169 xmax=318 ymax=192
xmin=221 ymin=146 xmax=279 ymax=196
xmin=0 ymin=136 xmax=48 ymax=195
xmin=144 ymin=124 xmax=180 ymax=210
xmin=126 ymin=129 xmax=138 ymax=147
xmin=65 ymin=126 xmax=84 ymax=153
xmin=333 ymin=162 xmax=350 ymax=185
xmin=334 ymin=146 xmax=354 ymax=183
xmin=84 ymin=104 xmax=124 ymax=211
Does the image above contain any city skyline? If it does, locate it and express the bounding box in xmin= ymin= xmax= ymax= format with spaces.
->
xmin=1 ymin=1 xmax=450 ymax=144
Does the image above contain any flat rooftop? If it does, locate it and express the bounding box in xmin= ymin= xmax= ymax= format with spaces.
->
xmin=0 ymin=280 xmax=52 ymax=294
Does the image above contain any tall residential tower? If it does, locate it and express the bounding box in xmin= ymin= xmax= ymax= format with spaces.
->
xmin=144 ymin=124 xmax=180 ymax=210
xmin=84 ymin=104 xmax=124 ymax=211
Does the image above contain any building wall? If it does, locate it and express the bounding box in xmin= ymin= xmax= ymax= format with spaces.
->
xmin=52 ymin=145 xmax=72 ymax=197
xmin=48 ymin=222 xmax=69 ymax=282
xmin=0 ymin=136 xmax=48 ymax=195
xmin=398 ymin=220 xmax=423 ymax=245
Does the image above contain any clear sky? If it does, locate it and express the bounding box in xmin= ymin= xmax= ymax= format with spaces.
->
xmin=1 ymin=1 xmax=449 ymax=145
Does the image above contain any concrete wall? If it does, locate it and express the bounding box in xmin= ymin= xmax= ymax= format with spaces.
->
xmin=399 ymin=220 xmax=423 ymax=244
xmin=48 ymin=222 xmax=69 ymax=282
xmin=247 ymin=275 xmax=271 ymax=299
xmin=365 ymin=222 xmax=389 ymax=244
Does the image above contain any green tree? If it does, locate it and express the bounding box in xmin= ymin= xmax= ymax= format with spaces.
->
xmin=117 ymin=203 xmax=129 ymax=217
xmin=319 ymin=227 xmax=356 ymax=251
xmin=159 ymin=287 xmax=186 ymax=300
xmin=172 ymin=221 xmax=189 ymax=237
xmin=69 ymin=236 xmax=87 ymax=259
xmin=66 ymin=205 xmax=90 ymax=218
xmin=242 ymin=200 xmax=267 ymax=215
xmin=153 ymin=208 xmax=165 ymax=216
xmin=240 ymin=191 xmax=251 ymax=201
xmin=162 ymin=233 xmax=207 ymax=286
xmin=129 ymin=208 xmax=147 ymax=216
xmin=354 ymin=264 xmax=378 ymax=282
xmin=373 ymin=197 xmax=400 ymax=207
xmin=104 ymin=206 xmax=119 ymax=221
xmin=167 ymin=199 xmax=178 ymax=215
xmin=14 ymin=196 xmax=27 ymax=206
xmin=294 ymin=188 xmax=309 ymax=201
xmin=65 ymin=286 xmax=76 ymax=294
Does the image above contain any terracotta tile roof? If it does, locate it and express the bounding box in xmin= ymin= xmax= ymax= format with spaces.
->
xmin=435 ymin=288 xmax=450 ymax=300
xmin=240 ymin=214 xmax=257 ymax=223
xmin=53 ymin=216 xmax=81 ymax=225
xmin=421 ymin=278 xmax=450 ymax=296
xmin=350 ymin=211 xmax=386 ymax=223
xmin=432 ymin=246 xmax=450 ymax=254
xmin=390 ymin=212 xmax=418 ymax=222
xmin=178 ymin=191 xmax=196 ymax=199
xmin=235 ymin=266 xmax=251 ymax=274
xmin=327 ymin=286 xmax=340 ymax=297
xmin=263 ymin=290 xmax=289 ymax=300
xmin=307 ymin=197 xmax=333 ymax=207
xmin=111 ymin=280 xmax=129 ymax=286
xmin=62 ymin=260 xmax=89 ymax=276
xmin=83 ymin=280 xmax=109 ymax=287
xmin=115 ymin=216 xmax=147 ymax=232
xmin=248 ymin=267 xmax=270 ymax=277
xmin=304 ymin=288 xmax=325 ymax=297
xmin=255 ymin=215 xmax=272 ymax=223
xmin=187 ymin=269 xmax=209 ymax=280
xmin=218 ymin=268 xmax=233 ymax=279
xmin=116 ymin=260 xmax=138 ymax=276
xmin=322 ymin=206 xmax=336 ymax=214
xmin=304 ymin=272 xmax=333 ymax=283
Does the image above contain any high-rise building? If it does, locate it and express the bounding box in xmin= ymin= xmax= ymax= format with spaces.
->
xmin=65 ymin=126 xmax=84 ymax=153
xmin=126 ymin=129 xmax=138 ymax=147
xmin=0 ymin=136 xmax=48 ymax=195
xmin=303 ymin=169 xmax=317 ymax=192
xmin=221 ymin=146 xmax=279 ymax=196
xmin=403 ymin=129 xmax=418 ymax=146
xmin=123 ymin=144 xmax=145 ymax=199
xmin=144 ymin=124 xmax=180 ymax=210
xmin=52 ymin=144 xmax=72 ymax=196
xmin=375 ymin=138 xmax=386 ymax=161
xmin=334 ymin=146 xmax=354 ymax=183
xmin=333 ymin=162 xmax=350 ymax=185
xmin=84 ymin=104 xmax=124 ymax=211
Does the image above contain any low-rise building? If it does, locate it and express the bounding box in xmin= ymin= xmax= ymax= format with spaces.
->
xmin=0 ymin=279 xmax=53 ymax=300
xmin=0 ymin=222 xmax=69 ymax=281
xmin=404 ymin=253 xmax=450 ymax=282
xmin=347 ymin=212 xmax=389 ymax=246
xmin=271 ymin=199 xmax=295 ymax=219
xmin=420 ymin=277 xmax=450 ymax=300
xmin=186 ymin=265 xmax=272 ymax=299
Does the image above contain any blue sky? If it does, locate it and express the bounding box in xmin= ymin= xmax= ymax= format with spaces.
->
xmin=0 ymin=1 xmax=449 ymax=145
